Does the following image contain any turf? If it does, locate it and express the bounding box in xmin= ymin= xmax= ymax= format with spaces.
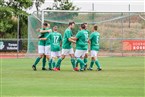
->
xmin=0 ymin=57 xmax=144 ymax=97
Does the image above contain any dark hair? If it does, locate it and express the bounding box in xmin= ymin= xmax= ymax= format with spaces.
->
xmin=81 ymin=24 xmax=86 ymax=29
xmin=43 ymin=22 xmax=48 ymax=26
xmin=94 ymin=25 xmax=98 ymax=30
xmin=53 ymin=26 xmax=58 ymax=31
xmin=69 ymin=22 xmax=75 ymax=26
xmin=83 ymin=23 xmax=87 ymax=25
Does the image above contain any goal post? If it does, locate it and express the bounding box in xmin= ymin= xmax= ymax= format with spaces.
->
xmin=27 ymin=10 xmax=145 ymax=57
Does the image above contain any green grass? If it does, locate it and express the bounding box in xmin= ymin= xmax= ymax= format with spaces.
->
xmin=0 ymin=57 xmax=144 ymax=97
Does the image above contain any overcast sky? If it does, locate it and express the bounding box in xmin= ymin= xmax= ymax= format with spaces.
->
xmin=27 ymin=0 xmax=144 ymax=13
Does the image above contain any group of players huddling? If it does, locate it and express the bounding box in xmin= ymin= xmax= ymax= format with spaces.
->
xmin=32 ymin=22 xmax=102 ymax=71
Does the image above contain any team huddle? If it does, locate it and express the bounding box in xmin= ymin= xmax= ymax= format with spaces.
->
xmin=32 ymin=22 xmax=102 ymax=71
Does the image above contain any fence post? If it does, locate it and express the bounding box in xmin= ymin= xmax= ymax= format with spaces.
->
xmin=17 ymin=15 xmax=19 ymax=58
xmin=121 ymin=13 xmax=124 ymax=57
xmin=128 ymin=4 xmax=130 ymax=28
xmin=42 ymin=10 xmax=44 ymax=26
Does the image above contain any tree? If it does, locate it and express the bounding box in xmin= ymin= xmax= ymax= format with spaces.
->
xmin=35 ymin=0 xmax=45 ymax=11
xmin=0 ymin=0 xmax=33 ymax=38
xmin=46 ymin=0 xmax=79 ymax=10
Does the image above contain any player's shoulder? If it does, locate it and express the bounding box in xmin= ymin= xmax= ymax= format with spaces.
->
xmin=90 ymin=31 xmax=97 ymax=36
xmin=86 ymin=29 xmax=90 ymax=33
xmin=77 ymin=30 xmax=83 ymax=34
xmin=96 ymin=31 xmax=100 ymax=35
xmin=56 ymin=32 xmax=61 ymax=35
xmin=65 ymin=28 xmax=71 ymax=32
xmin=82 ymin=30 xmax=88 ymax=34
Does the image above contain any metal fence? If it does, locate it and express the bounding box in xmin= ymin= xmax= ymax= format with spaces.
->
xmin=0 ymin=37 xmax=144 ymax=58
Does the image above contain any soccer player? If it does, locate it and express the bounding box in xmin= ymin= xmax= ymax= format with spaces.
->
xmin=32 ymin=23 xmax=51 ymax=71
xmin=42 ymin=23 xmax=52 ymax=70
xmin=88 ymin=25 xmax=102 ymax=71
xmin=54 ymin=22 xmax=78 ymax=71
xmin=76 ymin=23 xmax=90 ymax=70
xmin=41 ymin=26 xmax=62 ymax=71
xmin=83 ymin=23 xmax=90 ymax=70
xmin=72 ymin=24 xmax=89 ymax=71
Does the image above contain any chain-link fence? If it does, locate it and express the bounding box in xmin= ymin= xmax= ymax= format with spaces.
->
xmin=1 ymin=12 xmax=145 ymax=58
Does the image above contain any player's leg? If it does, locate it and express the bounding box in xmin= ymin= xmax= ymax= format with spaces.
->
xmin=42 ymin=55 xmax=47 ymax=70
xmin=75 ymin=50 xmax=86 ymax=71
xmin=84 ymin=52 xmax=88 ymax=70
xmin=75 ymin=60 xmax=79 ymax=68
xmin=88 ymin=58 xmax=95 ymax=71
xmin=55 ymin=49 xmax=67 ymax=69
xmin=32 ymin=46 xmax=45 ymax=71
xmin=51 ymin=52 xmax=56 ymax=70
xmin=88 ymin=50 xmax=95 ymax=70
xmin=69 ymin=48 xmax=78 ymax=70
xmin=53 ymin=51 xmax=61 ymax=71
xmin=94 ymin=51 xmax=102 ymax=71
xmin=70 ymin=54 xmax=79 ymax=71
xmin=55 ymin=55 xmax=65 ymax=70
xmin=45 ymin=45 xmax=52 ymax=70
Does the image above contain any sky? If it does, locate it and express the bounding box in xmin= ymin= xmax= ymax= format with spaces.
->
xmin=27 ymin=0 xmax=144 ymax=13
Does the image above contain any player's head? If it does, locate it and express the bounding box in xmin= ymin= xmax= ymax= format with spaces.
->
xmin=43 ymin=22 xmax=48 ymax=28
xmin=83 ymin=23 xmax=88 ymax=29
xmin=80 ymin=23 xmax=86 ymax=30
xmin=53 ymin=26 xmax=58 ymax=32
xmin=93 ymin=25 xmax=98 ymax=31
xmin=68 ymin=22 xmax=75 ymax=29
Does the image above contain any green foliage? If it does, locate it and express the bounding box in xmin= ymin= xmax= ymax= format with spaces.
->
xmin=46 ymin=0 xmax=79 ymax=10
xmin=0 ymin=0 xmax=33 ymax=38
xmin=0 ymin=20 xmax=13 ymax=33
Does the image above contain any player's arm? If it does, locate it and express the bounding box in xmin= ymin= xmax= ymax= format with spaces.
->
xmin=70 ymin=37 xmax=77 ymax=41
xmin=71 ymin=31 xmax=81 ymax=41
xmin=36 ymin=28 xmax=40 ymax=32
xmin=88 ymin=39 xmax=91 ymax=44
xmin=89 ymin=33 xmax=93 ymax=44
xmin=66 ymin=31 xmax=76 ymax=43
xmin=68 ymin=37 xmax=76 ymax=43
xmin=39 ymin=38 xmax=47 ymax=40
xmin=60 ymin=41 xmax=62 ymax=47
xmin=40 ymin=34 xmax=50 ymax=40
xmin=60 ymin=34 xmax=63 ymax=47
xmin=39 ymin=29 xmax=52 ymax=33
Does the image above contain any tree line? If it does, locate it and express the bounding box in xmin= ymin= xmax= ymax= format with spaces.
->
xmin=0 ymin=0 xmax=79 ymax=38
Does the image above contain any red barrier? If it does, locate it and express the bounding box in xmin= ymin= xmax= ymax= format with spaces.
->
xmin=122 ymin=40 xmax=145 ymax=51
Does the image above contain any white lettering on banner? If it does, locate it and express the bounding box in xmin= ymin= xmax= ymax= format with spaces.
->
xmin=133 ymin=46 xmax=145 ymax=50
xmin=7 ymin=47 xmax=18 ymax=50
xmin=8 ymin=43 xmax=17 ymax=46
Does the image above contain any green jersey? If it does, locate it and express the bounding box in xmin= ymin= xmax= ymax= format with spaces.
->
xmin=46 ymin=32 xmax=62 ymax=51
xmin=90 ymin=31 xmax=100 ymax=51
xmin=78 ymin=29 xmax=90 ymax=35
xmin=76 ymin=30 xmax=88 ymax=50
xmin=62 ymin=28 xmax=73 ymax=49
xmin=38 ymin=28 xmax=50 ymax=46
xmin=45 ymin=28 xmax=52 ymax=46
xmin=86 ymin=29 xmax=90 ymax=35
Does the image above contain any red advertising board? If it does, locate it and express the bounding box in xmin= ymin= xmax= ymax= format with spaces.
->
xmin=122 ymin=40 xmax=145 ymax=51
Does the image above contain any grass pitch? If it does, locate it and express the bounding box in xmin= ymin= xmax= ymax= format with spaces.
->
xmin=0 ymin=57 xmax=144 ymax=97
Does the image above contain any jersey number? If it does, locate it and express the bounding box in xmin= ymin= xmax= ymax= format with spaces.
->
xmin=84 ymin=33 xmax=88 ymax=42
xmin=96 ymin=36 xmax=99 ymax=44
xmin=54 ymin=36 xmax=59 ymax=44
